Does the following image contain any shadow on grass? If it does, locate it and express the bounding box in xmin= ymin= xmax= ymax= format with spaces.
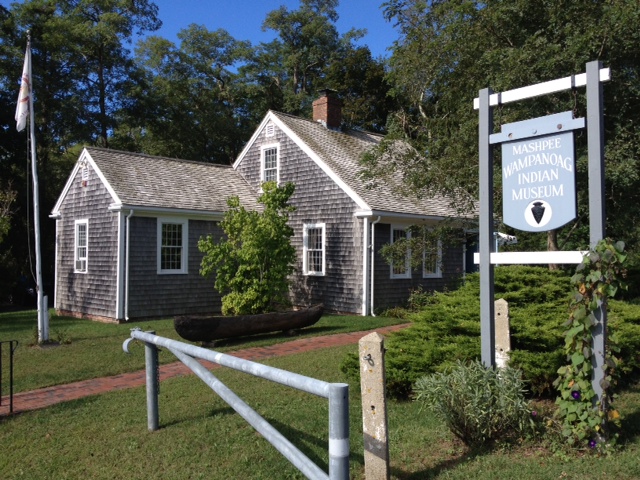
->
xmin=161 ymin=406 xmax=237 ymax=429
xmin=619 ymin=408 xmax=640 ymax=445
xmin=0 ymin=309 xmax=38 ymax=335
xmin=158 ymin=407 xmax=357 ymax=474
xmin=390 ymin=446 xmax=486 ymax=480
xmin=618 ymin=382 xmax=640 ymax=446
xmin=265 ymin=417 xmax=365 ymax=473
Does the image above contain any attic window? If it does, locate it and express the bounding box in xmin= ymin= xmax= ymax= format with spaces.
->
xmin=265 ymin=124 xmax=275 ymax=137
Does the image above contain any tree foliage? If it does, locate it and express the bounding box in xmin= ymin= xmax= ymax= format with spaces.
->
xmin=0 ymin=0 xmax=395 ymax=302
xmin=115 ymin=25 xmax=253 ymax=163
xmin=198 ymin=182 xmax=297 ymax=315
xmin=240 ymin=0 xmax=391 ymax=131
xmin=0 ymin=182 xmax=16 ymax=243
xmin=368 ymin=0 xmax=640 ymax=256
xmin=0 ymin=0 xmax=161 ymax=301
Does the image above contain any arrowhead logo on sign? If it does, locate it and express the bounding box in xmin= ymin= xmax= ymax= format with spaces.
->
xmin=498 ymin=112 xmax=580 ymax=232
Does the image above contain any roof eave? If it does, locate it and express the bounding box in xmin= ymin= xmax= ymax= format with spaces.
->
xmin=354 ymin=210 xmax=446 ymax=222
xmin=108 ymin=204 xmax=226 ymax=221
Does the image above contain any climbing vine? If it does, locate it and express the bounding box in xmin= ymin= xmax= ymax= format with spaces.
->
xmin=554 ymin=239 xmax=626 ymax=450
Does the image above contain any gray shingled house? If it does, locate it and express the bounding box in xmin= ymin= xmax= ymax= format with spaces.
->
xmin=51 ymin=92 xmax=468 ymax=321
xmin=50 ymin=148 xmax=260 ymax=321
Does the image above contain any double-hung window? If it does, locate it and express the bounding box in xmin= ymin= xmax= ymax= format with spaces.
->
xmin=303 ymin=223 xmax=325 ymax=275
xmin=422 ymin=237 xmax=442 ymax=278
xmin=390 ymin=226 xmax=411 ymax=279
xmin=158 ymin=218 xmax=188 ymax=274
xmin=261 ymin=144 xmax=279 ymax=184
xmin=74 ymin=219 xmax=88 ymax=273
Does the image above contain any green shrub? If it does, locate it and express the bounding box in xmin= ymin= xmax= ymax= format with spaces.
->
xmin=340 ymin=265 xmax=640 ymax=398
xmin=414 ymin=360 xmax=533 ymax=447
xmin=199 ymin=182 xmax=296 ymax=315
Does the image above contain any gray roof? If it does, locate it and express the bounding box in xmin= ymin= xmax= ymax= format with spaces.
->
xmin=86 ymin=147 xmax=260 ymax=213
xmin=272 ymin=112 xmax=460 ymax=218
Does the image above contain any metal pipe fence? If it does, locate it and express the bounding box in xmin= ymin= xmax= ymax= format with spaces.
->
xmin=0 ymin=340 xmax=18 ymax=414
xmin=123 ymin=329 xmax=349 ymax=480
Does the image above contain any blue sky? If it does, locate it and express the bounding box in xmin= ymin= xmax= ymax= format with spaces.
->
xmin=145 ymin=0 xmax=398 ymax=59
xmin=2 ymin=1 xmax=399 ymax=58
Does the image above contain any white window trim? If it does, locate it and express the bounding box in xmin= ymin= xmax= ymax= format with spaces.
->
xmin=423 ymin=238 xmax=443 ymax=278
xmin=74 ymin=219 xmax=88 ymax=273
xmin=390 ymin=225 xmax=411 ymax=279
xmin=303 ymin=223 xmax=326 ymax=276
xmin=157 ymin=217 xmax=189 ymax=274
xmin=260 ymin=143 xmax=280 ymax=185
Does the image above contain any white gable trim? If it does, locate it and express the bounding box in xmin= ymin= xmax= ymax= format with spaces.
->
xmin=233 ymin=113 xmax=275 ymax=170
xmin=234 ymin=111 xmax=370 ymax=211
xmin=50 ymin=148 xmax=121 ymax=217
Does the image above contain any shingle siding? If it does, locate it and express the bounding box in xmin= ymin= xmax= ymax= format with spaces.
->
xmin=236 ymin=123 xmax=364 ymax=314
xmin=55 ymin=162 xmax=224 ymax=321
xmin=53 ymin=110 xmax=472 ymax=321
xmin=372 ymin=223 xmax=464 ymax=312
xmin=54 ymin=164 xmax=118 ymax=318
xmin=127 ymin=217 xmax=222 ymax=318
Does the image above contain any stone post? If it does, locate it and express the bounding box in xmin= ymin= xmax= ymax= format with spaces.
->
xmin=359 ymin=332 xmax=390 ymax=480
xmin=495 ymin=299 xmax=511 ymax=368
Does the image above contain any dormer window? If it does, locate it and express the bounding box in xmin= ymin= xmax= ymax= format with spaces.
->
xmin=261 ymin=144 xmax=279 ymax=184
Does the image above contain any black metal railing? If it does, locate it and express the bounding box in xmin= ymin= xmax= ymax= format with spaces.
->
xmin=0 ymin=340 xmax=18 ymax=414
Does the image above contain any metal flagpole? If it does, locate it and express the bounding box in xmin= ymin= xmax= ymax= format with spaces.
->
xmin=21 ymin=32 xmax=48 ymax=342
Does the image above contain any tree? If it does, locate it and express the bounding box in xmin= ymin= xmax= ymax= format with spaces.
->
xmin=0 ymin=0 xmax=161 ymax=297
xmin=324 ymin=45 xmax=394 ymax=133
xmin=113 ymin=25 xmax=254 ymax=163
xmin=57 ymin=0 xmax=161 ymax=147
xmin=241 ymin=0 xmax=392 ymax=127
xmin=369 ymin=0 xmax=640 ymax=258
xmin=0 ymin=182 xmax=16 ymax=244
xmin=198 ymin=182 xmax=297 ymax=315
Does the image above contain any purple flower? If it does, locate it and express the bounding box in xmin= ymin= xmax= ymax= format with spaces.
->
xmin=589 ymin=439 xmax=597 ymax=449
xmin=571 ymin=391 xmax=581 ymax=400
xmin=531 ymin=410 xmax=538 ymax=417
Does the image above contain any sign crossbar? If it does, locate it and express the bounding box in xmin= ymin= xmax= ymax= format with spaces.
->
xmin=474 ymin=68 xmax=610 ymax=109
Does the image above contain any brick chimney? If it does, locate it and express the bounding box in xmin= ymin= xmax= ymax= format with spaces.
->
xmin=312 ymin=89 xmax=342 ymax=129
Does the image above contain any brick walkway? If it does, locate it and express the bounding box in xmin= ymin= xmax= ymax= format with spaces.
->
xmin=0 ymin=324 xmax=408 ymax=416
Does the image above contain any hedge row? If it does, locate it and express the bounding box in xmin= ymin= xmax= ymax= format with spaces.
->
xmin=341 ymin=266 xmax=640 ymax=398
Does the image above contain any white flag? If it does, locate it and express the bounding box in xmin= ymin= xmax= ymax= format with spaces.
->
xmin=15 ymin=44 xmax=31 ymax=132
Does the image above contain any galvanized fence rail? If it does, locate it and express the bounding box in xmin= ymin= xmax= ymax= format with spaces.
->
xmin=0 ymin=340 xmax=18 ymax=414
xmin=123 ymin=329 xmax=349 ymax=480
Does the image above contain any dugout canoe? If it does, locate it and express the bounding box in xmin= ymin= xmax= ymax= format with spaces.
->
xmin=174 ymin=304 xmax=324 ymax=343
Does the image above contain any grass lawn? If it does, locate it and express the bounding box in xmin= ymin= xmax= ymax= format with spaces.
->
xmin=0 ymin=309 xmax=405 ymax=393
xmin=1 ymin=309 xmax=639 ymax=479
xmin=0 ymin=343 xmax=639 ymax=479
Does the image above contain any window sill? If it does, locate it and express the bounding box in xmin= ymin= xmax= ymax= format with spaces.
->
xmin=303 ymin=271 xmax=325 ymax=277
